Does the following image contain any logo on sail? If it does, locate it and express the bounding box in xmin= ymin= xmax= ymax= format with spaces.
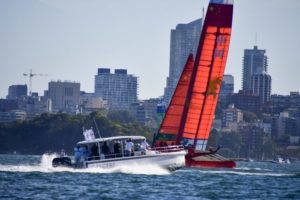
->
xmin=206 ymin=77 xmax=222 ymax=97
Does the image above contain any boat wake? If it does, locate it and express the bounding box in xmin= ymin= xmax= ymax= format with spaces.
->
xmin=0 ymin=154 xmax=170 ymax=175
xmin=178 ymin=166 xmax=296 ymax=177
xmin=201 ymin=170 xmax=294 ymax=177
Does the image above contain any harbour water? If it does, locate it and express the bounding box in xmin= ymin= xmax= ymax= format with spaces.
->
xmin=0 ymin=154 xmax=299 ymax=199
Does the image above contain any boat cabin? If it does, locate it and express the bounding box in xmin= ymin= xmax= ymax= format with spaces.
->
xmin=76 ymin=136 xmax=149 ymax=161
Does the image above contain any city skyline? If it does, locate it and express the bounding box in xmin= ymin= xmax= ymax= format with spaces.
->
xmin=1 ymin=0 xmax=300 ymax=100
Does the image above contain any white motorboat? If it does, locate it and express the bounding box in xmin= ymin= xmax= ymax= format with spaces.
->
xmin=52 ymin=135 xmax=186 ymax=171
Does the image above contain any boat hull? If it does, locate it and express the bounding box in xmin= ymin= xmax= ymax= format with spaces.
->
xmin=87 ymin=151 xmax=186 ymax=171
xmin=53 ymin=150 xmax=186 ymax=172
xmin=185 ymin=153 xmax=236 ymax=168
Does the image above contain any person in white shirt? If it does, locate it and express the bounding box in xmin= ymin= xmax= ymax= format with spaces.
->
xmin=125 ymin=138 xmax=134 ymax=156
xmin=140 ymin=139 xmax=150 ymax=155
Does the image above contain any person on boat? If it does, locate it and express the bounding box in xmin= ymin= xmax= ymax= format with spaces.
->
xmin=191 ymin=145 xmax=221 ymax=156
xmin=83 ymin=146 xmax=89 ymax=161
xmin=74 ymin=145 xmax=81 ymax=167
xmin=79 ymin=146 xmax=87 ymax=162
xmin=101 ymin=142 xmax=111 ymax=158
xmin=125 ymin=138 xmax=134 ymax=156
xmin=140 ymin=139 xmax=150 ymax=155
xmin=90 ymin=144 xmax=99 ymax=160
xmin=113 ymin=142 xmax=122 ymax=158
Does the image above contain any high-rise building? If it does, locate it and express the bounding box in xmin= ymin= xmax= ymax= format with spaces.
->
xmin=164 ymin=19 xmax=202 ymax=105
xmin=47 ymin=81 xmax=80 ymax=112
xmin=242 ymin=46 xmax=268 ymax=92
xmin=220 ymin=74 xmax=234 ymax=100
xmin=7 ymin=85 xmax=27 ymax=99
xmin=95 ymin=68 xmax=138 ymax=110
xmin=251 ymin=72 xmax=272 ymax=105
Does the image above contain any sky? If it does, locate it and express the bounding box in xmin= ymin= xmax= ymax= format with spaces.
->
xmin=0 ymin=0 xmax=300 ymax=100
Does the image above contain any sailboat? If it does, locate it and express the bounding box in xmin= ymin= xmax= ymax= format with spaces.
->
xmin=154 ymin=0 xmax=236 ymax=168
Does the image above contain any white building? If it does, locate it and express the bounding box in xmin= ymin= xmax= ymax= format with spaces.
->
xmin=47 ymin=81 xmax=80 ymax=112
xmin=222 ymin=104 xmax=243 ymax=127
xmin=79 ymin=92 xmax=108 ymax=114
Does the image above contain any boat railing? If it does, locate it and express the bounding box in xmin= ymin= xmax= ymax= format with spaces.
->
xmin=87 ymin=152 xmax=125 ymax=161
xmin=86 ymin=150 xmax=151 ymax=161
xmin=151 ymin=145 xmax=185 ymax=153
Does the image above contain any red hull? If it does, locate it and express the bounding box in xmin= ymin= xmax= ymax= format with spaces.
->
xmin=185 ymin=154 xmax=236 ymax=168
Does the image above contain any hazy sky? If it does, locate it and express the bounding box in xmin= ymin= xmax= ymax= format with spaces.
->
xmin=1 ymin=0 xmax=300 ymax=100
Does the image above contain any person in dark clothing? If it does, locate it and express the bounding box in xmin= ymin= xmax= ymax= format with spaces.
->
xmin=159 ymin=141 xmax=164 ymax=147
xmin=113 ymin=142 xmax=122 ymax=157
xmin=101 ymin=142 xmax=110 ymax=158
xmin=90 ymin=144 xmax=99 ymax=160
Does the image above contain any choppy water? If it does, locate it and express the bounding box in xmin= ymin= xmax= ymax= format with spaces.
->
xmin=0 ymin=154 xmax=299 ymax=199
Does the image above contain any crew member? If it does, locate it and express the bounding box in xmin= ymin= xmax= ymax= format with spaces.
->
xmin=140 ymin=139 xmax=150 ymax=155
xmin=125 ymin=138 xmax=134 ymax=156
xmin=74 ymin=145 xmax=81 ymax=167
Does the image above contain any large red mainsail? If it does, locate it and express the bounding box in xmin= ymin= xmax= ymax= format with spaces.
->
xmin=155 ymin=0 xmax=233 ymax=153
xmin=155 ymin=55 xmax=195 ymax=146
xmin=181 ymin=0 xmax=233 ymax=151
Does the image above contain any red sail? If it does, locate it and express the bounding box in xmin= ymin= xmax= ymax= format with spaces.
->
xmin=181 ymin=1 xmax=233 ymax=150
xmin=155 ymin=54 xmax=195 ymax=146
xmin=155 ymin=0 xmax=233 ymax=151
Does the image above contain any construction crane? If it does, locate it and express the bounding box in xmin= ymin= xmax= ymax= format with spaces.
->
xmin=23 ymin=69 xmax=48 ymax=96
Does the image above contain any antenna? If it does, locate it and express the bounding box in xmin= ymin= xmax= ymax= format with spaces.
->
xmin=255 ymin=32 xmax=258 ymax=46
xmin=93 ymin=118 xmax=102 ymax=138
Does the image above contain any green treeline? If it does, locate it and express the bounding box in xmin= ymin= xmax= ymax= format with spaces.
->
xmin=1 ymin=110 xmax=298 ymax=159
xmin=0 ymin=111 xmax=152 ymax=155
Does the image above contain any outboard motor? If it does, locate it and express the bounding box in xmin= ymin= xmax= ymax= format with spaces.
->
xmin=52 ymin=157 xmax=72 ymax=168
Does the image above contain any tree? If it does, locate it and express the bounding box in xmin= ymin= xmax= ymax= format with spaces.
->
xmin=0 ymin=111 xmax=151 ymax=155
xmin=107 ymin=110 xmax=136 ymax=123
xmin=219 ymin=132 xmax=242 ymax=158
xmin=262 ymin=139 xmax=277 ymax=159
xmin=207 ymin=129 xmax=221 ymax=148
xmin=243 ymin=111 xmax=257 ymax=123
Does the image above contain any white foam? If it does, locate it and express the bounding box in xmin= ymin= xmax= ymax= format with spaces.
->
xmin=196 ymin=170 xmax=293 ymax=177
xmin=235 ymin=167 xmax=271 ymax=171
xmin=0 ymin=154 xmax=170 ymax=175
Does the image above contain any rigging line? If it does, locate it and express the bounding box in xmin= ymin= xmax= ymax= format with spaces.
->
xmin=93 ymin=117 xmax=102 ymax=139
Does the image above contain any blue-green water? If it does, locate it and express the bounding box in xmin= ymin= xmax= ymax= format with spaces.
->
xmin=0 ymin=154 xmax=299 ymax=199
